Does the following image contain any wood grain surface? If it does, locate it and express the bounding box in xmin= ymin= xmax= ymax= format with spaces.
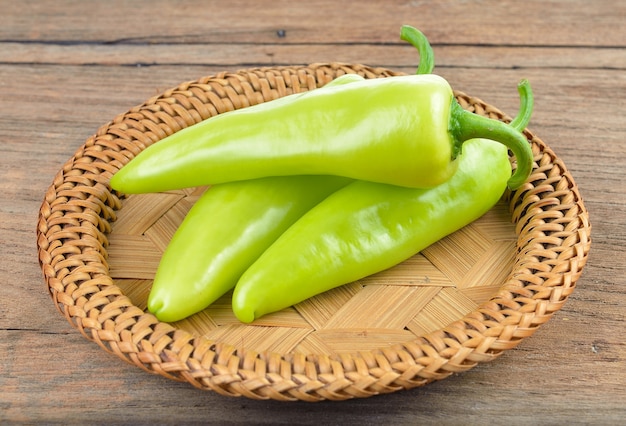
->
xmin=1 ymin=0 xmax=624 ymax=424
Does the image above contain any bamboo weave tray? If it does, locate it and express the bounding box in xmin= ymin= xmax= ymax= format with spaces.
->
xmin=37 ymin=63 xmax=591 ymax=401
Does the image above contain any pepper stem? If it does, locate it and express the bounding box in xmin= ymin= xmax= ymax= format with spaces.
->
xmin=400 ymin=25 xmax=435 ymax=75
xmin=450 ymin=80 xmax=535 ymax=190
xmin=510 ymin=79 xmax=533 ymax=132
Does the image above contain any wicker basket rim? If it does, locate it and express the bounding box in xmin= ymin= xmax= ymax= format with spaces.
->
xmin=36 ymin=63 xmax=591 ymax=402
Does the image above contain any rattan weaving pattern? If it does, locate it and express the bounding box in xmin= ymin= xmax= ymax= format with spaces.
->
xmin=37 ymin=64 xmax=591 ymax=401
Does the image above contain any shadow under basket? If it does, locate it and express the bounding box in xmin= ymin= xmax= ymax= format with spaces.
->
xmin=36 ymin=64 xmax=591 ymax=402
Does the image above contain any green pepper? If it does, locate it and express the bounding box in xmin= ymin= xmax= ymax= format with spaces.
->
xmin=231 ymin=81 xmax=534 ymax=323
xmin=147 ymin=175 xmax=351 ymax=322
xmin=109 ymin=27 xmax=532 ymax=194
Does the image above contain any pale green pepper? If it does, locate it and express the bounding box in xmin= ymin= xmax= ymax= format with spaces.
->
xmin=147 ymin=175 xmax=351 ymax=322
xmin=231 ymin=80 xmax=534 ymax=323
xmin=109 ymin=26 xmax=532 ymax=194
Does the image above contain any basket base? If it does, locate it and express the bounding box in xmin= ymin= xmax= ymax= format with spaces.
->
xmin=111 ymin=191 xmax=516 ymax=355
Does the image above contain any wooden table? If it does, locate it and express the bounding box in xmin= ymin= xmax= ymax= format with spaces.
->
xmin=2 ymin=0 xmax=624 ymax=423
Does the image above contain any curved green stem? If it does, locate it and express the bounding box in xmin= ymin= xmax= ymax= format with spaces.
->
xmin=450 ymin=80 xmax=534 ymax=190
xmin=510 ymin=79 xmax=533 ymax=131
xmin=400 ymin=25 xmax=435 ymax=75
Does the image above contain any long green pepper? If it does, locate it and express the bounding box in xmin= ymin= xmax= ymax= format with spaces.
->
xmin=147 ymin=175 xmax=351 ymax=322
xmin=109 ymin=27 xmax=532 ymax=193
xmin=232 ymin=80 xmax=533 ymax=322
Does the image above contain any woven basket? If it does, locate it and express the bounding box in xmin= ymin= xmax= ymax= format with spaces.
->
xmin=37 ymin=63 xmax=591 ymax=401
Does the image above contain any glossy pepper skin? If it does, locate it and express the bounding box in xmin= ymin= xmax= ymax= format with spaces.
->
xmin=231 ymin=139 xmax=511 ymax=323
xmin=231 ymin=80 xmax=534 ymax=324
xmin=146 ymin=175 xmax=351 ymax=322
xmin=109 ymin=36 xmax=532 ymax=194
